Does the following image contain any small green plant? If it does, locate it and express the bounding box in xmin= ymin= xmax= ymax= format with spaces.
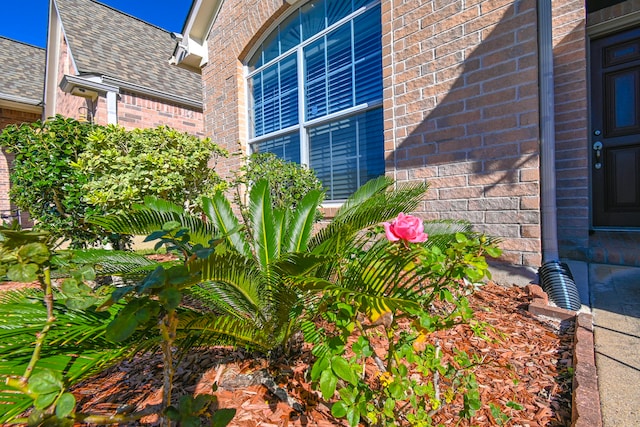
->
xmin=0 ymin=222 xmax=234 ymax=426
xmin=304 ymin=214 xmax=507 ymax=426
xmin=233 ymin=152 xmax=324 ymax=211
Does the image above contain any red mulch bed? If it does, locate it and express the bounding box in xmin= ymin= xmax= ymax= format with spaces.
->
xmin=64 ymin=282 xmax=573 ymax=426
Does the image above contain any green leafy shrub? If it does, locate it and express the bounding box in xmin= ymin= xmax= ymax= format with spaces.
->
xmin=0 ymin=117 xmax=228 ymax=248
xmin=0 ymin=116 xmax=103 ymax=247
xmin=0 ymin=224 xmax=234 ymax=426
xmin=77 ymin=125 xmax=228 ymax=213
xmin=233 ymin=152 xmax=324 ymax=211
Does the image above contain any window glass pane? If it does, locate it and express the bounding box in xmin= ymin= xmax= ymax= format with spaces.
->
xmin=327 ymin=0 xmax=352 ymax=26
xmin=353 ymin=0 xmax=370 ymax=9
xmin=248 ymin=50 xmax=263 ymax=70
xmin=309 ymin=108 xmax=384 ymax=200
xmin=280 ymin=11 xmax=302 ymax=54
xmin=263 ymin=31 xmax=280 ymax=64
xmin=301 ymin=0 xmax=326 ymax=41
xmin=358 ymin=107 xmax=385 ymax=184
xmin=614 ymin=72 xmax=637 ymax=128
xmin=249 ymin=73 xmax=263 ymax=137
xmin=305 ymin=38 xmax=327 ymax=120
xmin=327 ymin=24 xmax=353 ymax=113
xmin=354 ymin=5 xmax=382 ymax=104
xmin=261 ymin=64 xmax=279 ymax=134
xmin=252 ymin=132 xmax=301 ymax=164
xmin=280 ymin=55 xmax=299 ymax=128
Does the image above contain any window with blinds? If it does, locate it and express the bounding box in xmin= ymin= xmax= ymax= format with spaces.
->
xmin=247 ymin=0 xmax=383 ymax=201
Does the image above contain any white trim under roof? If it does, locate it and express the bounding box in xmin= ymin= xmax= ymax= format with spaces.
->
xmin=169 ymin=0 xmax=223 ymax=72
xmin=0 ymin=94 xmax=43 ymax=114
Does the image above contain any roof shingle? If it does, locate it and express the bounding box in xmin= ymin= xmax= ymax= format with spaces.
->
xmin=56 ymin=0 xmax=201 ymax=105
xmin=0 ymin=37 xmax=45 ymax=104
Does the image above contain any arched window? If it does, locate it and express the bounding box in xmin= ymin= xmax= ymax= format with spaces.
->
xmin=247 ymin=0 xmax=383 ymax=201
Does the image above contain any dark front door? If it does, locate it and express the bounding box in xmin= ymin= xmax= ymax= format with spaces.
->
xmin=591 ymin=27 xmax=640 ymax=228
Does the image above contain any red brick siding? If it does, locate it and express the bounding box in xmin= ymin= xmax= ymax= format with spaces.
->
xmin=54 ymin=34 xmax=86 ymax=120
xmin=202 ymin=0 xmax=286 ymax=181
xmin=552 ymin=0 xmax=589 ymax=260
xmin=0 ymin=108 xmax=40 ymax=225
xmin=115 ymin=91 xmax=204 ymax=137
xmin=383 ymin=0 xmax=541 ymax=266
xmin=202 ymin=0 xmax=605 ymax=268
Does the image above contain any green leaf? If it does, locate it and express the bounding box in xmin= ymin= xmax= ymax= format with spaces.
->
xmin=319 ymin=369 xmax=338 ymax=400
xmin=331 ymin=400 xmax=348 ymax=418
xmin=331 ymin=357 xmax=358 ymax=386
xmin=383 ymin=397 xmax=396 ymax=417
xmin=7 ymin=263 xmax=38 ymax=282
xmin=18 ymin=243 xmax=49 ymax=264
xmin=162 ymin=221 xmax=181 ymax=231
xmin=310 ymin=355 xmax=330 ymax=381
xmin=506 ymin=401 xmax=523 ymax=410
xmin=106 ymin=313 xmax=138 ymax=342
xmin=346 ymin=406 xmax=360 ymax=427
xmin=34 ymin=392 xmax=58 ymax=410
xmin=211 ymin=408 xmax=236 ymax=427
xmin=28 ymin=370 xmax=63 ymax=394
xmin=249 ymin=179 xmax=278 ymax=270
xmin=159 ymin=288 xmax=182 ymax=310
xmin=55 ymin=393 xmax=76 ymax=418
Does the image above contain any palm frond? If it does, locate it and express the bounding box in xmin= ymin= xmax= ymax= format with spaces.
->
xmin=176 ymin=312 xmax=273 ymax=352
xmin=282 ymin=189 xmax=323 ymax=253
xmin=52 ymin=249 xmax=169 ymax=276
xmin=0 ymin=289 xmax=154 ymax=423
xmin=188 ymin=252 xmax=267 ymax=323
xmin=309 ymin=180 xmax=428 ymax=255
xmin=203 ymin=193 xmax=251 ymax=257
xmin=248 ymin=180 xmax=280 ymax=270
xmin=88 ymin=209 xmax=215 ymax=247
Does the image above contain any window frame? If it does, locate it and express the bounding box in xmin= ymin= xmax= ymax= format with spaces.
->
xmin=244 ymin=0 xmax=383 ymax=202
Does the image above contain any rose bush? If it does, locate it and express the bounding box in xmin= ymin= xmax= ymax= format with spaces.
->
xmin=383 ymin=212 xmax=429 ymax=243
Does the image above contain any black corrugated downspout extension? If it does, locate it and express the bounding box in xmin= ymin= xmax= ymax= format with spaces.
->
xmin=536 ymin=1 xmax=581 ymax=311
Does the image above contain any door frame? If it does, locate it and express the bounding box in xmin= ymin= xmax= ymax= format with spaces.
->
xmin=587 ymin=17 xmax=640 ymax=231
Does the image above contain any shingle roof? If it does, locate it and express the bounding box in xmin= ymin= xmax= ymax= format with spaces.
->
xmin=55 ymin=0 xmax=201 ymax=105
xmin=0 ymin=37 xmax=45 ymax=104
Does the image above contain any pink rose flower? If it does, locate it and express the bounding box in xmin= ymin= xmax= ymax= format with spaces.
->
xmin=383 ymin=213 xmax=428 ymax=243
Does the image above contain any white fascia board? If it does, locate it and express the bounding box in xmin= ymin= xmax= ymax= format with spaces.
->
xmin=170 ymin=0 xmax=223 ymax=70
xmin=0 ymin=94 xmax=43 ymax=114
xmin=59 ymin=74 xmax=120 ymax=100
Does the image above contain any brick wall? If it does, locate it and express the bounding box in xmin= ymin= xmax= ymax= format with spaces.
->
xmin=202 ymin=0 xmax=286 ymax=181
xmin=201 ymin=0 xmax=611 ymax=268
xmin=552 ymin=0 xmax=589 ymax=261
xmin=383 ymin=0 xmax=542 ymax=266
xmin=116 ymin=91 xmax=204 ymax=137
xmin=0 ymin=108 xmax=40 ymax=225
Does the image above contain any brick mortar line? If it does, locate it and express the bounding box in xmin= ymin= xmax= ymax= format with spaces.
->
xmin=528 ymin=303 xmax=602 ymax=427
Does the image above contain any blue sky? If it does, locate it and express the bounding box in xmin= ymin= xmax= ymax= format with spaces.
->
xmin=0 ymin=0 xmax=193 ymax=48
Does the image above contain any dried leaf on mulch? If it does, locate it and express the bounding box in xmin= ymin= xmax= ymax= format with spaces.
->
xmin=67 ymin=282 xmax=573 ymax=426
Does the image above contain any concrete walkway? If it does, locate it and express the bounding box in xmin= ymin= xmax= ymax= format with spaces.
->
xmin=590 ymin=264 xmax=640 ymax=427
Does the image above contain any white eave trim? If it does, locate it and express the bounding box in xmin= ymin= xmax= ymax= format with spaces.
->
xmin=60 ymin=74 xmax=120 ymax=100
xmin=60 ymin=74 xmax=202 ymax=110
xmin=169 ymin=0 xmax=223 ymax=71
xmin=100 ymin=76 xmax=203 ymax=110
xmin=0 ymin=93 xmax=43 ymax=114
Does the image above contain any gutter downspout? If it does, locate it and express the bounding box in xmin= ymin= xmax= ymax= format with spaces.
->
xmin=536 ymin=2 xmax=581 ymax=311
xmin=538 ymin=1 xmax=559 ymax=262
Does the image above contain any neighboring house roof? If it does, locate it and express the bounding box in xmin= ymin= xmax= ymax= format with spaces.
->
xmin=55 ymin=0 xmax=202 ymax=106
xmin=0 ymin=36 xmax=45 ymax=111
